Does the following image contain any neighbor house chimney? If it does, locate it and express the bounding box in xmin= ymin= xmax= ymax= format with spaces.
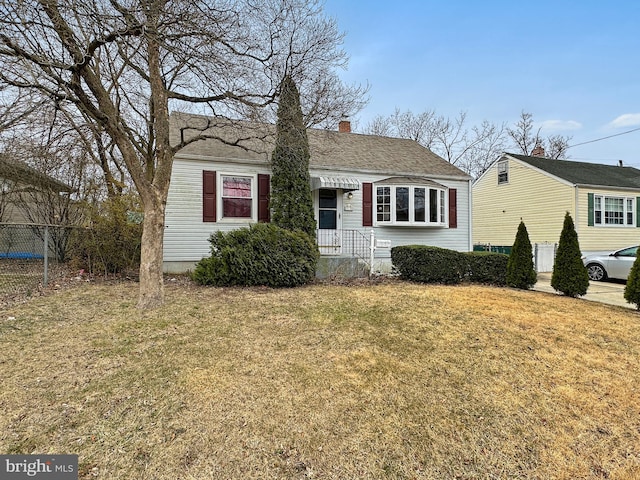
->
xmin=338 ymin=120 xmax=351 ymax=133
xmin=531 ymin=143 xmax=545 ymax=157
xmin=619 ymin=160 xmax=624 ymax=167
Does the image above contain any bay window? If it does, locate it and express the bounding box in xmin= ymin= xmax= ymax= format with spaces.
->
xmin=396 ymin=187 xmax=409 ymax=221
xmin=376 ymin=186 xmax=391 ymax=222
xmin=375 ymin=182 xmax=447 ymax=226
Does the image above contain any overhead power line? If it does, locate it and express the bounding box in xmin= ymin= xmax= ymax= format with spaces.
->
xmin=567 ymin=127 xmax=640 ymax=149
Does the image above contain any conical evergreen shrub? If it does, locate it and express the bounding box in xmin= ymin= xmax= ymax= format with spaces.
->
xmin=624 ymin=249 xmax=640 ymax=310
xmin=551 ymin=212 xmax=589 ymax=297
xmin=506 ymin=220 xmax=537 ymax=289
xmin=270 ymin=75 xmax=316 ymax=237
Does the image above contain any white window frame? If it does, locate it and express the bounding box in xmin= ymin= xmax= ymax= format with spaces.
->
xmin=593 ymin=194 xmax=635 ymax=227
xmin=375 ymin=184 xmax=447 ymax=226
xmin=497 ymin=160 xmax=509 ymax=184
xmin=218 ymin=173 xmax=257 ymax=222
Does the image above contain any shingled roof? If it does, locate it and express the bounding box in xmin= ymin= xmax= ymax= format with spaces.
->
xmin=0 ymin=156 xmax=73 ymax=192
xmin=507 ymin=153 xmax=640 ymax=189
xmin=170 ymin=112 xmax=470 ymax=180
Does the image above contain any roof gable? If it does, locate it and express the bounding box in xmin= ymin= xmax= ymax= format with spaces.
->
xmin=171 ymin=112 xmax=471 ymax=180
xmin=0 ymin=156 xmax=73 ymax=193
xmin=507 ymin=153 xmax=640 ymax=189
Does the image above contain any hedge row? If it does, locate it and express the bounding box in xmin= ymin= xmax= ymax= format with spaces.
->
xmin=391 ymin=245 xmax=508 ymax=286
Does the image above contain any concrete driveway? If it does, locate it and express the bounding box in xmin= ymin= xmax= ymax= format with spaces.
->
xmin=533 ymin=272 xmax=634 ymax=310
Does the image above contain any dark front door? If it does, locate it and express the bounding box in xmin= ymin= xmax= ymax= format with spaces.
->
xmin=317 ymin=189 xmax=341 ymax=254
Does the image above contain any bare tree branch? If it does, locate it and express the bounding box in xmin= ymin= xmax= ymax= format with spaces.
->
xmin=363 ymin=109 xmax=505 ymax=178
xmin=507 ymin=111 xmax=571 ymax=158
xmin=0 ymin=0 xmax=366 ymax=307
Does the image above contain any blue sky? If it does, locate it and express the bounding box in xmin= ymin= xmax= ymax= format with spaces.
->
xmin=322 ymin=0 xmax=640 ymax=166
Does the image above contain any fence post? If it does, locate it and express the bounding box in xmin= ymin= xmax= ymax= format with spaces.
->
xmin=43 ymin=225 xmax=49 ymax=287
xmin=369 ymin=229 xmax=375 ymax=277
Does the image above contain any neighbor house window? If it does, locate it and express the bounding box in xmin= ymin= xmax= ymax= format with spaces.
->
xmin=375 ymin=184 xmax=447 ymax=226
xmin=497 ymin=160 xmax=508 ymax=184
xmin=594 ymin=194 xmax=635 ymax=226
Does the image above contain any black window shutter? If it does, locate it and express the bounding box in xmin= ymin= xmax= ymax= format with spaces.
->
xmin=448 ymin=188 xmax=457 ymax=229
xmin=363 ymin=182 xmax=373 ymax=226
xmin=203 ymin=170 xmax=216 ymax=222
xmin=258 ymin=174 xmax=270 ymax=223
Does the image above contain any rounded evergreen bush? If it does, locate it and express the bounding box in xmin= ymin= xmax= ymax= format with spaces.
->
xmin=192 ymin=223 xmax=319 ymax=287
xmin=466 ymin=251 xmax=508 ymax=286
xmin=391 ymin=245 xmax=466 ymax=284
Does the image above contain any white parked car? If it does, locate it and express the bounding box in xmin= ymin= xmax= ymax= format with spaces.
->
xmin=582 ymin=246 xmax=638 ymax=281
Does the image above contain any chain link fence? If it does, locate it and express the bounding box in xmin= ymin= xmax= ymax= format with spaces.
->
xmin=0 ymin=223 xmax=77 ymax=301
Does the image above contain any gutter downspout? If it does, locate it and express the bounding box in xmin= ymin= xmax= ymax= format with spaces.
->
xmin=574 ymin=185 xmax=579 ymax=239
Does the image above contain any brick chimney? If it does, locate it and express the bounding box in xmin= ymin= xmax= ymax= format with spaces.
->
xmin=338 ymin=120 xmax=351 ymax=133
xmin=531 ymin=143 xmax=545 ymax=157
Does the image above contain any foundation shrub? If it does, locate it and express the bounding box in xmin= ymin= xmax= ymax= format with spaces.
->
xmin=392 ymin=245 xmax=507 ymax=285
xmin=192 ymin=223 xmax=319 ymax=287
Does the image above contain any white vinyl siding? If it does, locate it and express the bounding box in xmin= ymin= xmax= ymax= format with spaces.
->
xmin=164 ymin=156 xmax=472 ymax=271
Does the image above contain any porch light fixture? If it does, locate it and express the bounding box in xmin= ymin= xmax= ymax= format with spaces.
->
xmin=347 ymin=192 xmax=353 ymax=200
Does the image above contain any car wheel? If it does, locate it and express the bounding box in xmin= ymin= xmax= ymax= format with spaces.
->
xmin=587 ymin=263 xmax=607 ymax=281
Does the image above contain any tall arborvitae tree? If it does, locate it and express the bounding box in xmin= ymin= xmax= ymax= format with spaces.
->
xmin=551 ymin=212 xmax=589 ymax=297
xmin=506 ymin=220 xmax=537 ymax=289
xmin=270 ymin=75 xmax=316 ymax=237
xmin=624 ymin=250 xmax=640 ymax=310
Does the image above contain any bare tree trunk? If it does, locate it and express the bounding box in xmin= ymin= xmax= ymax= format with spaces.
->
xmin=0 ymin=0 xmax=365 ymax=307
xmin=137 ymin=189 xmax=166 ymax=309
xmin=136 ymin=16 xmax=171 ymax=309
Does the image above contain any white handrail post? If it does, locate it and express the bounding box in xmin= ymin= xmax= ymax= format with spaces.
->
xmin=369 ymin=229 xmax=375 ymax=277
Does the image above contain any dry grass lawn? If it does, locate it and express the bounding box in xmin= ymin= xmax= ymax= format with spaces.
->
xmin=1 ymin=279 xmax=639 ymax=479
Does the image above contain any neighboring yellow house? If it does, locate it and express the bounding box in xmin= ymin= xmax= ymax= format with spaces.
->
xmin=473 ymin=153 xmax=640 ymax=255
